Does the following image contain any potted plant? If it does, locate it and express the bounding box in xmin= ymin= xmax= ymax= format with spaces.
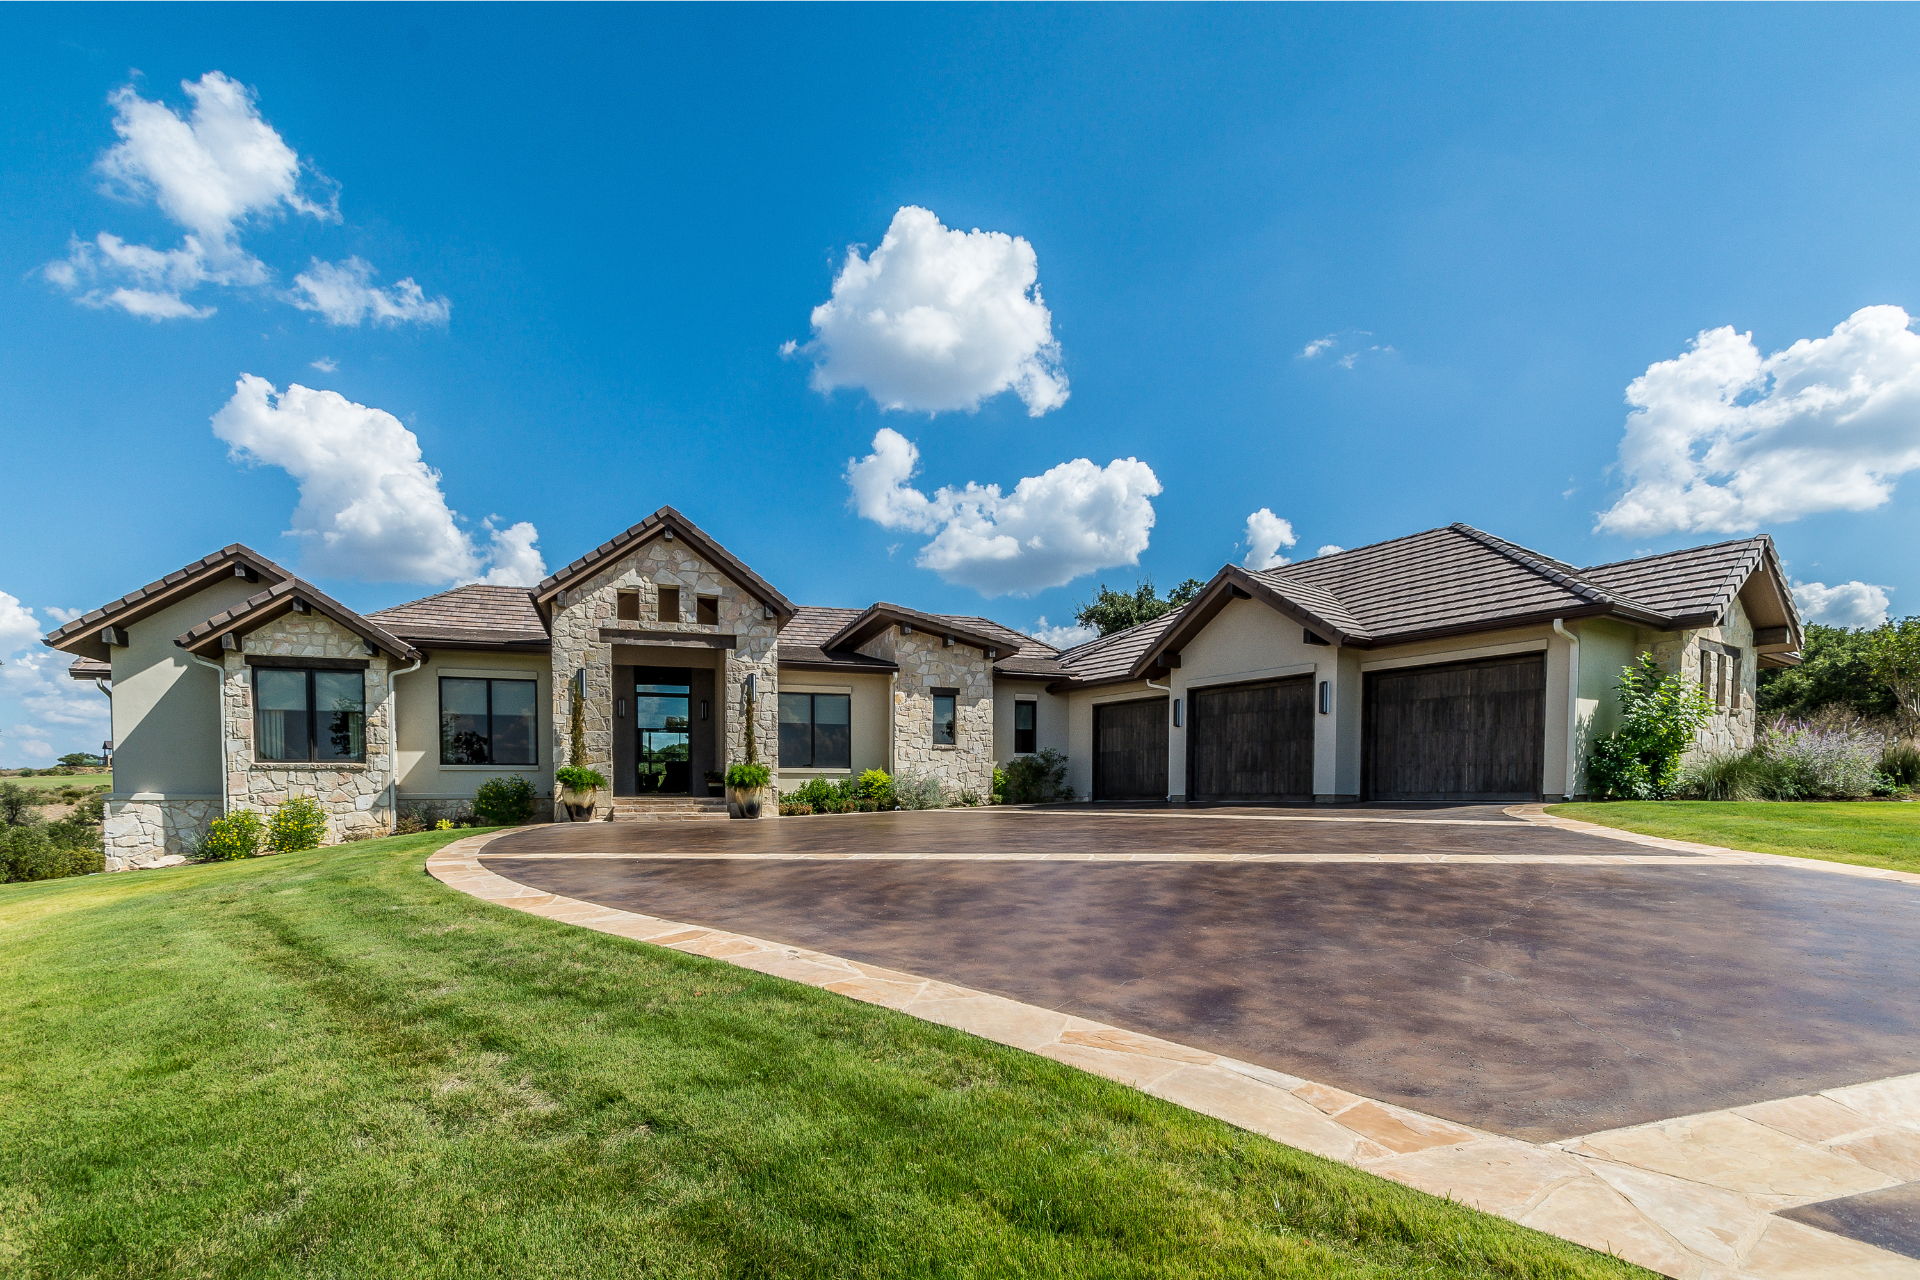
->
xmin=554 ymin=766 xmax=607 ymax=823
xmin=725 ymin=762 xmax=771 ymax=819
xmin=704 ymin=769 xmax=724 ymax=798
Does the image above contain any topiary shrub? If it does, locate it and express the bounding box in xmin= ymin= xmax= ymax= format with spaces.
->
xmin=474 ymin=775 xmax=537 ymax=826
xmin=266 ymin=795 xmax=329 ymax=853
xmin=200 ymin=809 xmax=264 ymax=861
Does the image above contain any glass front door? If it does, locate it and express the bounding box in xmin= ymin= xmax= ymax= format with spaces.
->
xmin=635 ymin=669 xmax=691 ymax=794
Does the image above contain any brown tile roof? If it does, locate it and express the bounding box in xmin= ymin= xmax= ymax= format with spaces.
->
xmin=1054 ymin=608 xmax=1185 ymax=684
xmin=42 ymin=544 xmax=291 ymax=659
xmin=368 ymin=584 xmax=550 ymax=648
xmin=778 ymin=606 xmax=1066 ymax=676
xmin=1578 ymin=537 xmax=1778 ymax=623
xmin=534 ymin=506 xmax=796 ymax=619
xmin=777 ymin=606 xmax=896 ymax=669
xmin=176 ymin=579 xmax=422 ymax=662
xmin=822 ymin=603 xmax=1014 ymax=657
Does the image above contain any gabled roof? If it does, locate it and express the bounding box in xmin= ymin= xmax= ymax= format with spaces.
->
xmin=778 ymin=606 xmax=1065 ymax=676
xmin=778 ymin=606 xmax=900 ymax=671
xmin=1055 ymin=523 xmax=1802 ymax=686
xmin=368 ymin=584 xmax=550 ymax=650
xmin=533 ymin=506 xmax=797 ymax=621
xmin=42 ymin=544 xmax=292 ymax=661
xmin=176 ymin=579 xmax=421 ymax=663
xmin=822 ymin=602 xmax=1010 ymax=657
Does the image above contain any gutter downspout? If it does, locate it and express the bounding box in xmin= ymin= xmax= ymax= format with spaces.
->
xmin=887 ymin=671 xmax=898 ymax=778
xmin=1551 ymin=619 xmax=1580 ymax=801
xmin=1145 ymin=674 xmax=1173 ymax=802
xmin=186 ymin=652 xmax=230 ymax=819
xmin=386 ymin=656 xmax=425 ymax=830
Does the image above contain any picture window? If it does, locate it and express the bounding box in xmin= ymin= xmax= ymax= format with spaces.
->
xmin=439 ymin=677 xmax=538 ymax=765
xmin=255 ymin=667 xmax=365 ymax=763
xmin=778 ymin=692 xmax=851 ymax=769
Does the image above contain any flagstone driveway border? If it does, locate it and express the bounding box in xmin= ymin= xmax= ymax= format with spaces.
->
xmin=428 ymin=828 xmax=1920 ymax=1279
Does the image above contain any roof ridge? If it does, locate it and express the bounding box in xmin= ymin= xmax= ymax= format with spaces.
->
xmin=1263 ymin=523 xmax=1461 ymax=575
xmin=367 ymin=581 xmax=535 ymax=618
xmin=1448 ymin=523 xmax=1612 ymax=605
xmin=1578 ymin=534 xmax=1767 ymax=574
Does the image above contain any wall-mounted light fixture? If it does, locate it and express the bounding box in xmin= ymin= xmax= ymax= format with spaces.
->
xmin=573 ymin=668 xmax=586 ymax=698
xmin=1318 ymin=680 xmax=1332 ymax=714
xmin=943 ymin=634 xmax=955 ymax=647
xmin=700 ymin=699 xmax=710 ymax=721
xmin=746 ymin=672 xmax=758 ymax=698
xmin=901 ymin=623 xmax=913 ymax=635
xmin=617 ymin=698 xmax=626 ymax=718
xmin=1172 ymin=698 xmax=1183 ymax=727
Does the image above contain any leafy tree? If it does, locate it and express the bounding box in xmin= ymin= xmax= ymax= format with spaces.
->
xmin=1867 ymin=616 xmax=1920 ymax=738
xmin=0 ymin=782 xmax=40 ymax=827
xmin=1587 ymin=654 xmax=1714 ymax=800
xmin=1757 ymin=624 xmax=1897 ymax=721
xmin=57 ymin=753 xmax=103 ymax=769
xmin=1074 ymin=577 xmax=1207 ymax=638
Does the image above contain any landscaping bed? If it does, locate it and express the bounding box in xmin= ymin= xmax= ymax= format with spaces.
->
xmin=1546 ymin=801 xmax=1920 ymax=875
xmin=0 ymin=830 xmax=1647 ymax=1278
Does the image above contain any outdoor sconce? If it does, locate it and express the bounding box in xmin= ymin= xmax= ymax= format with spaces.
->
xmin=762 ymin=603 xmax=774 ymax=619
xmin=572 ymin=668 xmax=585 ymax=698
xmin=944 ymin=634 xmax=955 ymax=647
xmin=617 ymin=698 xmax=626 ymax=718
xmin=746 ymin=672 xmax=758 ymax=698
xmin=700 ymin=700 xmax=710 ymax=721
xmin=1172 ymin=698 xmax=1182 ymax=727
xmin=901 ymin=623 xmax=913 ymax=635
xmin=1318 ymin=680 xmax=1332 ymax=714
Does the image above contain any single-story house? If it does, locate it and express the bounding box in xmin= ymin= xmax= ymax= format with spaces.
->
xmin=44 ymin=507 xmax=1801 ymax=869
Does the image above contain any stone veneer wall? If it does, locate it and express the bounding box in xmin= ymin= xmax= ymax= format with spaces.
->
xmin=547 ymin=539 xmax=780 ymax=795
xmin=220 ymin=614 xmax=397 ymax=841
xmin=1638 ymin=596 xmax=1759 ymax=762
xmin=102 ymin=797 xmax=220 ymax=870
xmin=868 ymin=628 xmax=995 ymax=799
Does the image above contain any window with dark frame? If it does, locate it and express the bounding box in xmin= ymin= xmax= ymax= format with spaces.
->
xmin=657 ymin=586 xmax=680 ymax=623
xmin=439 ymin=677 xmax=538 ymax=765
xmin=616 ymin=590 xmax=641 ymax=622
xmin=254 ymin=666 xmax=365 ymax=763
xmin=1014 ymin=701 xmax=1037 ymax=754
xmin=696 ymin=596 xmax=719 ymax=626
xmin=777 ymin=692 xmax=851 ymax=769
xmin=932 ymin=688 xmax=957 ymax=746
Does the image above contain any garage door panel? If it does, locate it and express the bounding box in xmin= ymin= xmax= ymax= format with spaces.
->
xmin=1190 ymin=676 xmax=1313 ymax=802
xmin=1365 ymin=654 xmax=1544 ymax=801
xmin=1094 ymin=697 xmax=1167 ymax=801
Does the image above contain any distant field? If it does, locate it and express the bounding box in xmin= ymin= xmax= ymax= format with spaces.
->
xmin=2 ymin=772 xmax=112 ymax=795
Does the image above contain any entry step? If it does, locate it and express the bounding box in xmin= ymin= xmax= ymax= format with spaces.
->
xmin=607 ymin=796 xmax=731 ymax=822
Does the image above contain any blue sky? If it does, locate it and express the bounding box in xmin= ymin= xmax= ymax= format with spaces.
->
xmin=5 ymin=5 xmax=1920 ymax=764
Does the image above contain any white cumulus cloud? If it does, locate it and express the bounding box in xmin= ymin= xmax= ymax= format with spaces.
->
xmin=41 ymin=606 xmax=86 ymax=626
xmin=1316 ymin=544 xmax=1345 ymax=558
xmin=1029 ymin=617 xmax=1099 ymax=650
xmin=789 ymin=206 xmax=1068 ymax=417
xmin=477 ymin=519 xmax=547 ymax=587
xmin=1241 ymin=508 xmax=1297 ymax=570
xmin=0 ymin=594 xmax=110 ymax=767
xmin=43 ymin=72 xmax=443 ymax=326
xmin=289 ymin=257 xmax=450 ymax=327
xmin=211 ymin=375 xmax=543 ymax=585
xmin=846 ymin=428 xmax=1159 ymax=597
xmin=1597 ymin=306 xmax=1920 ymax=536
xmin=1793 ymin=580 xmax=1892 ymax=630
xmin=0 ymin=592 xmax=42 ymax=654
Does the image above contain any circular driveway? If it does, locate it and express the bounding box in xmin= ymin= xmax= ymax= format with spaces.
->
xmin=480 ymin=806 xmax=1920 ymax=1144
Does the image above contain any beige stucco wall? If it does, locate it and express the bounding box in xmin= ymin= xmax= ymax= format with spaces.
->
xmin=108 ymin=576 xmax=260 ymax=799
xmin=391 ymin=650 xmax=550 ymax=806
xmin=548 ymin=538 xmax=780 ymax=791
xmin=991 ymin=678 xmax=1068 ymax=765
xmin=774 ymin=668 xmax=892 ymax=790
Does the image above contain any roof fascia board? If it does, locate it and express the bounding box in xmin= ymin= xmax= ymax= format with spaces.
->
xmin=777 ymin=656 xmax=900 ymax=673
xmin=823 ymin=604 xmax=1006 ymax=656
xmin=1129 ymin=567 xmax=1352 ymax=677
xmin=42 ymin=545 xmax=291 ymax=656
xmin=177 ymin=581 xmax=421 ymax=662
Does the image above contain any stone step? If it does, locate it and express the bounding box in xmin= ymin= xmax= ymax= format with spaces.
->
xmin=607 ymin=796 xmax=731 ymax=823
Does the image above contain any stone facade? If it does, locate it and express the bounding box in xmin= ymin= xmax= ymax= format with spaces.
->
xmin=220 ymin=614 xmax=397 ymax=841
xmin=868 ymin=628 xmax=995 ymax=800
xmin=547 ymin=538 xmax=781 ymax=791
xmin=1639 ymin=597 xmax=1759 ymax=763
xmin=101 ymin=796 xmax=219 ymax=870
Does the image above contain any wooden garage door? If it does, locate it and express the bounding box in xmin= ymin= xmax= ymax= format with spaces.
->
xmin=1188 ymin=676 xmax=1314 ymax=803
xmin=1364 ymin=653 xmax=1545 ymax=801
xmin=1093 ymin=697 xmax=1168 ymax=802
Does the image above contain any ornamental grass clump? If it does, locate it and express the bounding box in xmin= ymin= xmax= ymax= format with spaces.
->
xmin=266 ymin=795 xmax=329 ymax=853
xmin=892 ymin=771 xmax=947 ymax=810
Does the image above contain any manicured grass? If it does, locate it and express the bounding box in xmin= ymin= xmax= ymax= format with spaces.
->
xmin=1548 ymin=801 xmax=1920 ymax=874
xmin=2 ymin=771 xmax=112 ymax=794
xmin=0 ymin=832 xmax=1648 ymax=1279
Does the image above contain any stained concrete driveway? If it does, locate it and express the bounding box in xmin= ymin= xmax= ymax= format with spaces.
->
xmin=479 ymin=806 xmax=1920 ymax=1144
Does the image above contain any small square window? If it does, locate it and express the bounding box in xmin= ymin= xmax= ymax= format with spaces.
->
xmin=616 ymin=590 xmax=640 ymax=622
xmin=1014 ymin=701 xmax=1036 ymax=754
xmin=657 ymin=586 xmax=680 ymax=623
xmin=697 ymin=596 xmax=719 ymax=626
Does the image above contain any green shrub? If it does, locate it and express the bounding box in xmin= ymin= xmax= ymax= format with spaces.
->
xmin=200 ymin=809 xmax=264 ymax=861
xmin=893 ymin=771 xmax=947 ymax=810
xmin=787 ymin=777 xmax=837 ymax=810
xmin=725 ymin=762 xmax=771 ymax=789
xmin=474 ymin=775 xmax=538 ymax=826
xmin=1002 ymin=748 xmax=1072 ymax=804
xmin=1679 ymin=749 xmax=1795 ymax=801
xmin=1881 ymin=742 xmax=1920 ymax=789
xmin=778 ymin=801 xmax=814 ymax=816
xmin=266 ymin=795 xmax=329 ymax=853
xmin=959 ymin=789 xmax=981 ymax=806
xmin=856 ymin=768 xmax=894 ymax=808
xmin=554 ymin=766 xmax=607 ymax=794
xmin=1588 ymin=655 xmax=1714 ymax=800
xmin=0 ymin=825 xmax=102 ymax=882
xmin=991 ymin=766 xmax=1008 ymax=805
xmin=0 ymin=782 xmax=39 ymax=827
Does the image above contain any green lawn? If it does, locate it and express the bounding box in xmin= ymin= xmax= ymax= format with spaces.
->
xmin=2 ymin=771 xmax=112 ymax=795
xmin=0 ymin=832 xmax=1648 ymax=1279
xmin=1548 ymin=801 xmax=1920 ymax=874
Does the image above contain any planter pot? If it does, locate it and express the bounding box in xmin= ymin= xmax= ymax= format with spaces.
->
xmin=561 ymin=789 xmax=599 ymax=823
xmin=727 ymin=785 xmax=765 ymax=820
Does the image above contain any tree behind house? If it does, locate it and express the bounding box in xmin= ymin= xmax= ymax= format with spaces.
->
xmin=1074 ymin=578 xmax=1206 ymax=637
